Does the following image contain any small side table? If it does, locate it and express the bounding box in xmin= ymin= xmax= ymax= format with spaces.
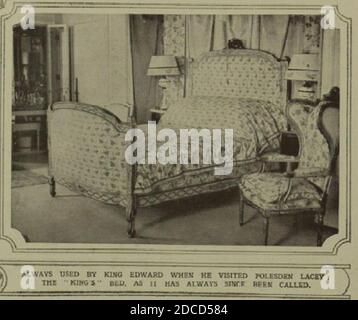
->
xmin=12 ymin=109 xmax=47 ymax=154
xmin=150 ymin=108 xmax=166 ymax=123
xmin=13 ymin=122 xmax=41 ymax=152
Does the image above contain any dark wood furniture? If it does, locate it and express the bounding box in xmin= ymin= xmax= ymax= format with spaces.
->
xmin=12 ymin=25 xmax=48 ymax=154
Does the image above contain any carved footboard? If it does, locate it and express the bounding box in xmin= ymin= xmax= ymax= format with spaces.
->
xmin=47 ymin=102 xmax=137 ymax=236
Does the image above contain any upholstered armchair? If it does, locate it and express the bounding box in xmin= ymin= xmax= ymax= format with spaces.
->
xmin=238 ymin=100 xmax=339 ymax=246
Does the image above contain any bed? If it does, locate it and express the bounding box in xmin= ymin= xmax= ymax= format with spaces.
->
xmin=47 ymin=48 xmax=288 ymax=237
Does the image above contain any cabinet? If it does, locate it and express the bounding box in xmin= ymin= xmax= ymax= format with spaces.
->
xmin=286 ymin=54 xmax=321 ymax=101
xmin=13 ymin=26 xmax=48 ymax=111
xmin=12 ymin=24 xmax=69 ymax=154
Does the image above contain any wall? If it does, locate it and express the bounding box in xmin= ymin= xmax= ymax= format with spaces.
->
xmin=36 ymin=14 xmax=61 ymax=25
xmin=60 ymin=14 xmax=133 ymax=111
xmin=321 ymin=29 xmax=340 ymax=94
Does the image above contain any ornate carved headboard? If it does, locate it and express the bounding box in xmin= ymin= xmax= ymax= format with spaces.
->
xmin=190 ymin=49 xmax=288 ymax=113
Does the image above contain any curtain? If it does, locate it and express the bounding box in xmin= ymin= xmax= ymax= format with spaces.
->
xmin=282 ymin=16 xmax=305 ymax=58
xmin=259 ymin=15 xmax=290 ymax=57
xmin=187 ymin=15 xmax=214 ymax=59
xmin=187 ymin=15 xmax=292 ymax=60
xmin=212 ymin=15 xmax=260 ymax=50
xmin=130 ymin=15 xmax=163 ymax=123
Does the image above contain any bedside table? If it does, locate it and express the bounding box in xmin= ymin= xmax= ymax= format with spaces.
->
xmin=150 ymin=108 xmax=166 ymax=123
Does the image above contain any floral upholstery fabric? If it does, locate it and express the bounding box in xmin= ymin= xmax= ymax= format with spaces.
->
xmin=239 ymin=172 xmax=322 ymax=211
xmin=288 ymin=102 xmax=330 ymax=170
xmin=48 ymin=103 xmax=130 ymax=206
xmin=48 ymin=101 xmax=273 ymax=206
xmin=190 ymin=49 xmax=287 ymax=115
xmin=160 ymin=96 xmax=287 ymax=139
xmin=288 ymin=102 xmax=331 ymax=190
xmin=49 ymin=97 xmax=283 ymax=206
xmin=239 ymin=102 xmax=333 ymax=212
xmin=135 ymin=96 xmax=285 ymax=195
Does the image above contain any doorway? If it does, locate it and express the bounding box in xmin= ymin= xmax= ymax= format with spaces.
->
xmin=12 ymin=24 xmax=69 ymax=186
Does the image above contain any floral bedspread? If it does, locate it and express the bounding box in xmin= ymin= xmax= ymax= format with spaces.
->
xmin=134 ymin=96 xmax=287 ymax=195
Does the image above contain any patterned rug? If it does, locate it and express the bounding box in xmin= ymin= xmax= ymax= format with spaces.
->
xmin=12 ymin=170 xmax=48 ymax=189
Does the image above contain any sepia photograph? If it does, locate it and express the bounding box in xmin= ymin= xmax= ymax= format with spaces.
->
xmin=0 ymin=0 xmax=355 ymax=300
xmin=10 ymin=12 xmax=340 ymax=246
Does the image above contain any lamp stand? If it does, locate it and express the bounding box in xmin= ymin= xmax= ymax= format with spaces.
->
xmin=158 ymin=77 xmax=171 ymax=110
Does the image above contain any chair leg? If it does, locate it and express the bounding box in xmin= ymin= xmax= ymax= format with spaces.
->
xmin=49 ymin=177 xmax=56 ymax=197
xmin=317 ymin=211 xmax=324 ymax=247
xmin=239 ymin=189 xmax=244 ymax=226
xmin=263 ymin=216 xmax=270 ymax=246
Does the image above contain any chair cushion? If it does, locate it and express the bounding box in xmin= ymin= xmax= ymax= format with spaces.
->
xmin=239 ymin=172 xmax=322 ymax=211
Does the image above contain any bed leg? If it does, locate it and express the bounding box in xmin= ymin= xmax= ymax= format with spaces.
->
xmin=126 ymin=195 xmax=137 ymax=238
xmin=239 ymin=189 xmax=244 ymax=226
xmin=49 ymin=177 xmax=56 ymax=197
xmin=126 ymin=116 xmax=138 ymax=238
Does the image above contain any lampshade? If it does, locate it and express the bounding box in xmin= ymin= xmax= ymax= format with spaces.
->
xmin=285 ymin=54 xmax=320 ymax=81
xmin=147 ymin=55 xmax=180 ymax=76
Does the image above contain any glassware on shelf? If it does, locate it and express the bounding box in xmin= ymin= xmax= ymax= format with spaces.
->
xmin=13 ymin=26 xmax=48 ymax=110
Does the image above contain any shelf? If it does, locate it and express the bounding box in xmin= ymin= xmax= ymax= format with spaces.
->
xmin=285 ymin=70 xmax=319 ymax=82
xmin=13 ymin=110 xmax=47 ymax=116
